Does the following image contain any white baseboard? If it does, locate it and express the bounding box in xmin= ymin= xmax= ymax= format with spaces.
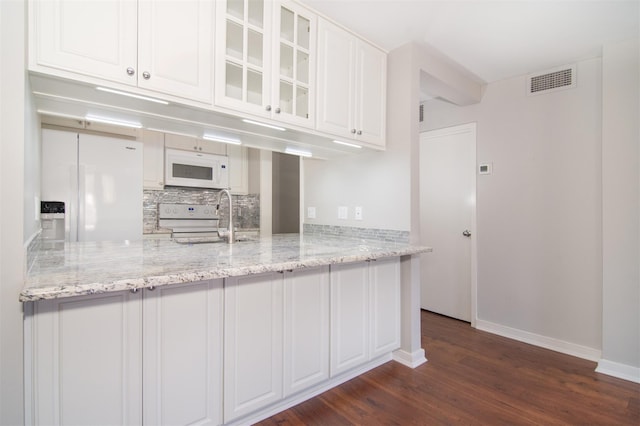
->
xmin=475 ymin=319 xmax=601 ymax=362
xmin=393 ymin=348 xmax=427 ymax=368
xmin=596 ymin=359 xmax=640 ymax=383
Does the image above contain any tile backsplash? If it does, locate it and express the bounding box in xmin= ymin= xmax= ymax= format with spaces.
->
xmin=143 ymin=187 xmax=260 ymax=234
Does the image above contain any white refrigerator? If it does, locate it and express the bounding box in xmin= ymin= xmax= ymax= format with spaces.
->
xmin=42 ymin=128 xmax=143 ymax=242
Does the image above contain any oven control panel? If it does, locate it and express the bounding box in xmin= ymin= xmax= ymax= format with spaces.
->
xmin=158 ymin=203 xmax=218 ymax=220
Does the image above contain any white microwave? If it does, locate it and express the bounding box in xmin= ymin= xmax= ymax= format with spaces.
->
xmin=165 ymin=148 xmax=229 ymax=189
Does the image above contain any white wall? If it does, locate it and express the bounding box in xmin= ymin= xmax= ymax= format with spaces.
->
xmin=302 ymin=136 xmax=411 ymax=231
xmin=422 ymin=58 xmax=604 ymax=354
xmin=599 ymin=38 xmax=639 ymax=380
xmin=1 ymin=0 xmax=27 ymax=423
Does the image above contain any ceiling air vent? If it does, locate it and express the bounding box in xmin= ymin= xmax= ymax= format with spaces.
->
xmin=527 ymin=65 xmax=576 ymax=95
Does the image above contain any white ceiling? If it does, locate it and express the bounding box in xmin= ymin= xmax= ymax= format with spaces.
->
xmin=300 ymin=0 xmax=639 ymax=84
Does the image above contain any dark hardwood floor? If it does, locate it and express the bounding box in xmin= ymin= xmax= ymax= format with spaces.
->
xmin=258 ymin=310 xmax=640 ymax=425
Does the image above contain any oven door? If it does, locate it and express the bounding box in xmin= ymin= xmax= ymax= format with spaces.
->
xmin=165 ymin=148 xmax=229 ymax=189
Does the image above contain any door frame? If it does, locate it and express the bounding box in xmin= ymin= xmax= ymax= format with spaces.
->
xmin=419 ymin=122 xmax=478 ymax=327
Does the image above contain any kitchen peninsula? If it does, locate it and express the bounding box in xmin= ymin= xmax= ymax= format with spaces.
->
xmin=22 ymin=234 xmax=430 ymax=425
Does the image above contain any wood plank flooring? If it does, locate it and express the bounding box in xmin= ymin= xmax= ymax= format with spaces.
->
xmin=258 ymin=310 xmax=640 ymax=425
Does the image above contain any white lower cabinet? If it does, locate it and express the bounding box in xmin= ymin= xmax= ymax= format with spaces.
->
xmin=223 ymin=272 xmax=284 ymax=423
xmin=28 ymin=281 xmax=223 ymax=426
xmin=27 ymin=259 xmax=399 ymax=425
xmin=330 ymin=257 xmax=401 ymax=376
xmin=143 ymin=281 xmax=224 ymax=426
xmin=30 ymin=291 xmax=143 ymax=426
xmin=224 ymin=265 xmax=330 ymax=422
xmin=330 ymin=262 xmax=370 ymax=375
xmin=283 ymin=266 xmax=330 ymax=396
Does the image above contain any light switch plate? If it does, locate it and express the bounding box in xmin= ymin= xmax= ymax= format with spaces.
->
xmin=338 ymin=206 xmax=348 ymax=220
xmin=354 ymin=206 xmax=363 ymax=220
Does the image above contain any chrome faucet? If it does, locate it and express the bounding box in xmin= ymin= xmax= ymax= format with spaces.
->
xmin=216 ymin=189 xmax=235 ymax=244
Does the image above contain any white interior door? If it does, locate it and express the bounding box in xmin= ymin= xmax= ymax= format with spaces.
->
xmin=419 ymin=123 xmax=476 ymax=322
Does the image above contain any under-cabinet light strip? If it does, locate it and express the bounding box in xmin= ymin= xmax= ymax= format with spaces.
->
xmin=241 ymin=119 xmax=286 ymax=131
xmin=96 ymin=86 xmax=169 ymax=105
xmin=285 ymin=147 xmax=312 ymax=158
xmin=202 ymin=134 xmax=242 ymax=145
xmin=333 ymin=140 xmax=362 ymax=149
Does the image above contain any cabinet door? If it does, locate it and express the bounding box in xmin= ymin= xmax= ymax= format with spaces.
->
xmin=271 ymin=1 xmax=316 ymax=128
xmin=142 ymin=130 xmax=165 ymax=190
xmin=355 ymin=40 xmax=387 ymax=147
xmin=31 ymin=292 xmax=142 ymax=426
xmin=315 ymin=18 xmax=355 ymax=139
xmin=228 ymin=145 xmax=249 ymax=195
xmin=283 ymin=266 xmax=330 ymax=396
xmin=164 ymin=133 xmax=200 ymax=152
xmin=137 ymin=0 xmax=214 ymax=103
xmin=224 ymin=272 xmax=283 ymax=422
xmin=330 ymin=262 xmax=369 ymax=376
xmin=215 ymin=0 xmax=272 ymax=116
xmin=369 ymin=258 xmax=401 ymax=358
xmin=143 ymin=281 xmax=223 ymax=426
xmin=31 ymin=0 xmax=137 ymax=85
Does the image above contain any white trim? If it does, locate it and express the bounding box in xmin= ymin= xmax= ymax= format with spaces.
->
xmin=392 ymin=348 xmax=427 ymax=368
xmin=596 ymin=359 xmax=640 ymax=384
xmin=476 ymin=319 xmax=602 ymax=362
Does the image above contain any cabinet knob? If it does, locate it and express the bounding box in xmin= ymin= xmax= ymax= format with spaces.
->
xmin=126 ymin=67 xmax=135 ymax=76
xmin=357 ymin=130 xmax=362 ymax=135
xmin=351 ymin=128 xmax=357 ymax=134
xmin=193 ymin=146 xmax=198 ymax=150
xmin=142 ymin=71 xmax=151 ymax=80
xmin=275 ymin=107 xmax=281 ymax=114
xmin=265 ymin=105 xmax=272 ymax=111
xmin=199 ymin=147 xmax=202 ymax=151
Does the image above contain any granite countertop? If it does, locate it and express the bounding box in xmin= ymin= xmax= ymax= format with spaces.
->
xmin=21 ymin=234 xmax=431 ymax=302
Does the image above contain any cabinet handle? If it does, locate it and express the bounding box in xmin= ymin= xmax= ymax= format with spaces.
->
xmin=351 ymin=129 xmax=357 ymax=134
xmin=265 ymin=105 xmax=272 ymax=111
xmin=126 ymin=67 xmax=135 ymax=76
xmin=142 ymin=71 xmax=151 ymax=80
xmin=148 ymin=286 xmax=156 ymax=291
xmin=130 ymin=288 xmax=138 ymax=293
xmin=357 ymin=130 xmax=362 ymax=135
xmin=275 ymin=107 xmax=281 ymax=114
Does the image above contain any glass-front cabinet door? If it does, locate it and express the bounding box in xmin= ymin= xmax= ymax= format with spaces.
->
xmin=271 ymin=2 xmax=315 ymax=128
xmin=215 ymin=0 xmax=272 ymax=116
xmin=215 ymin=1 xmax=316 ymax=129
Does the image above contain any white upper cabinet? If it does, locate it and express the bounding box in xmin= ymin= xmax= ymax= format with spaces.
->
xmin=30 ymin=0 xmax=214 ymax=103
xmin=270 ymin=2 xmax=316 ymax=127
xmin=137 ymin=0 xmax=214 ymax=102
xmin=141 ymin=130 xmax=165 ymax=190
xmin=316 ymin=18 xmax=387 ymax=147
xmin=215 ymin=0 xmax=316 ymax=128
xmin=30 ymin=0 xmax=137 ymax=85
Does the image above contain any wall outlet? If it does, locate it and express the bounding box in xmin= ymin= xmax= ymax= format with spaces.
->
xmin=354 ymin=206 xmax=363 ymax=220
xmin=338 ymin=206 xmax=348 ymax=220
xmin=307 ymin=206 xmax=316 ymax=219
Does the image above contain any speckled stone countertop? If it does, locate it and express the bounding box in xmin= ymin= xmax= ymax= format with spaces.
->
xmin=21 ymin=234 xmax=431 ymax=302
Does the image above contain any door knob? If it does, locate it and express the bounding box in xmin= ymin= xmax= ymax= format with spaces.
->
xmin=462 ymin=230 xmax=471 ymax=237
